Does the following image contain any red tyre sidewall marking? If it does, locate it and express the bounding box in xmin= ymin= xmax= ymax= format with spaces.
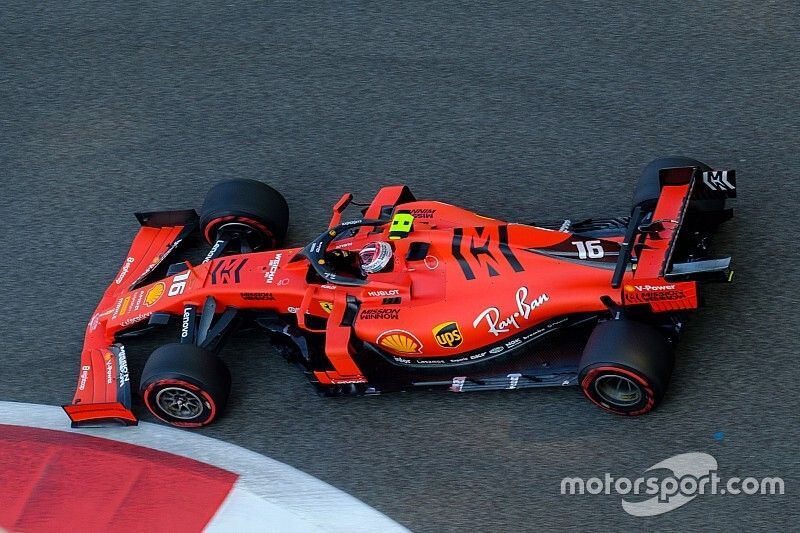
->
xmin=142 ymin=379 xmax=217 ymax=428
xmin=580 ymin=365 xmax=656 ymax=416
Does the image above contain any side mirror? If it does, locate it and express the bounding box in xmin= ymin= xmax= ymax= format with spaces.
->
xmin=328 ymin=193 xmax=353 ymax=228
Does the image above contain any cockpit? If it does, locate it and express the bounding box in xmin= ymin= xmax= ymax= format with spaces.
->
xmin=300 ymin=219 xmax=401 ymax=286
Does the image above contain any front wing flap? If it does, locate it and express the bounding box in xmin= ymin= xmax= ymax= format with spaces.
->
xmin=64 ymin=210 xmax=197 ymax=427
xmin=63 ymin=344 xmax=136 ymax=427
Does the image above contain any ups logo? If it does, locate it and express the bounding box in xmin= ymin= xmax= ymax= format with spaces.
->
xmin=433 ymin=321 xmax=463 ymax=349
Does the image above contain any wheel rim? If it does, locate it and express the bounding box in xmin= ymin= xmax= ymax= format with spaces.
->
xmin=155 ymin=386 xmax=205 ymax=420
xmin=593 ymin=374 xmax=642 ymax=407
xmin=217 ymin=221 xmax=265 ymax=249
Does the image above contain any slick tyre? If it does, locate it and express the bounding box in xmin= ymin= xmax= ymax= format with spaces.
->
xmin=578 ymin=320 xmax=674 ymax=416
xmin=200 ymin=179 xmax=289 ymax=250
xmin=140 ymin=343 xmax=231 ymax=427
xmin=633 ymin=156 xmax=714 ymax=213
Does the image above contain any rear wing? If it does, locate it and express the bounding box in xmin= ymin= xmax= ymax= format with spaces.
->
xmin=64 ymin=210 xmax=197 ymax=427
xmin=611 ymin=166 xmax=735 ymax=289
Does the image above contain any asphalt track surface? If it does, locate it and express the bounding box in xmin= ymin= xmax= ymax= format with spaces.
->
xmin=1 ymin=2 xmax=798 ymax=531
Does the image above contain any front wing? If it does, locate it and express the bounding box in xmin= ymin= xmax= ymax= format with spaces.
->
xmin=63 ymin=210 xmax=197 ymax=427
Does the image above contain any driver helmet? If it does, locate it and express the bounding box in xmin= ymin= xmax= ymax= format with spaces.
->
xmin=359 ymin=241 xmax=393 ymax=274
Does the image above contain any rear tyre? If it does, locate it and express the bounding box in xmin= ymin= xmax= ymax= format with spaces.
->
xmin=578 ymin=319 xmax=674 ymax=415
xmin=632 ymin=156 xmax=712 ymax=213
xmin=140 ymin=343 xmax=231 ymax=427
xmin=200 ymin=179 xmax=289 ymax=250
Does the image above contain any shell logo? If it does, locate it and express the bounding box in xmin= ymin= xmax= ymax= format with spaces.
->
xmin=377 ymin=330 xmax=423 ymax=354
xmin=145 ymin=282 xmax=166 ymax=306
xmin=624 ymin=285 xmax=636 ymax=293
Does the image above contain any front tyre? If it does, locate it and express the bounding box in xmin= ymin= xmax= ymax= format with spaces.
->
xmin=140 ymin=344 xmax=231 ymax=427
xmin=578 ymin=319 xmax=674 ymax=415
xmin=200 ymin=179 xmax=289 ymax=250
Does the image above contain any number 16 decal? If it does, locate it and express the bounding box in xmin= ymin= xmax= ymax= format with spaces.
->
xmin=572 ymin=240 xmax=605 ymax=259
xmin=169 ymin=270 xmax=191 ymax=297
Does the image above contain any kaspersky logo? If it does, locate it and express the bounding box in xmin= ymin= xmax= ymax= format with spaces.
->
xmin=433 ymin=321 xmax=463 ymax=349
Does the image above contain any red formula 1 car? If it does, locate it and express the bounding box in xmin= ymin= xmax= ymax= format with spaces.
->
xmin=64 ymin=157 xmax=736 ymax=428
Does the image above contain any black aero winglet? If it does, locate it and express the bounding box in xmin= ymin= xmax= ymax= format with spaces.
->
xmin=147 ymin=312 xmax=172 ymax=326
xmin=341 ymin=295 xmax=360 ymax=327
xmin=196 ymin=296 xmax=216 ymax=346
xmin=199 ymin=307 xmax=238 ymax=351
xmin=406 ymin=242 xmax=430 ymax=261
xmin=135 ymin=209 xmax=198 ymax=228
xmin=666 ymin=257 xmax=733 ymax=282
xmin=166 ymin=262 xmax=189 ymax=275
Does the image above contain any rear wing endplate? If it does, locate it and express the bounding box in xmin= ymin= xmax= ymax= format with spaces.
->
xmin=611 ymin=166 xmax=735 ymax=286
